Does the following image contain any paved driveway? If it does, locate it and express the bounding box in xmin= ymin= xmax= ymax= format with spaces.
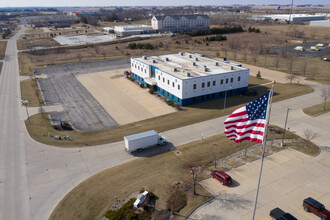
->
xmin=191 ymin=149 xmax=330 ymax=220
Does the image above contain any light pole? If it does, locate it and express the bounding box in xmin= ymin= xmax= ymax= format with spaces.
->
xmin=223 ymin=86 xmax=231 ymax=111
xmin=281 ymin=108 xmax=291 ymax=146
xmin=23 ymin=100 xmax=30 ymax=124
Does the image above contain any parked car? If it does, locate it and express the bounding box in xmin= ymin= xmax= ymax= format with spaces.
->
xmin=269 ymin=207 xmax=297 ymax=220
xmin=303 ymin=197 xmax=330 ymax=220
xmin=211 ymin=171 xmax=232 ymax=186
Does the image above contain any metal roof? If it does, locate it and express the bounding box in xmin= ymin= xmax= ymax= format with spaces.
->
xmin=124 ymin=130 xmax=157 ymax=141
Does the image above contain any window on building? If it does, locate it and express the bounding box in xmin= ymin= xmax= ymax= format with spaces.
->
xmin=212 ymin=94 xmax=215 ymax=98
xmin=213 ymin=81 xmax=216 ymax=86
xmin=193 ymin=84 xmax=196 ymax=89
xmin=229 ymin=90 xmax=232 ymax=95
xmin=135 ymin=64 xmax=137 ymax=68
xmin=172 ymin=94 xmax=174 ymax=99
xmin=131 ymin=63 xmax=134 ymax=67
xmin=230 ymin=78 xmax=233 ymax=83
xmin=163 ymin=77 xmax=165 ymax=83
xmin=178 ymin=85 xmax=180 ymax=90
xmin=207 ymin=82 xmax=210 ymax=87
xmin=158 ymin=76 xmax=160 ymax=80
xmin=145 ymin=69 xmax=147 ymax=73
xmin=207 ymin=94 xmax=210 ymax=99
xmin=201 ymin=95 xmax=205 ymax=100
xmin=238 ymin=76 xmax=241 ymax=81
xmin=226 ymin=78 xmax=228 ymax=84
xmin=178 ymin=98 xmax=180 ymax=102
xmin=220 ymin=92 xmax=223 ymax=96
xmin=202 ymin=82 xmax=205 ymax=88
xmin=168 ymin=80 xmax=169 ymax=85
xmin=193 ymin=97 xmax=196 ymax=102
xmin=172 ymin=82 xmax=174 ymax=87
xmin=221 ymin=79 xmax=223 ymax=85
xmin=167 ymin=92 xmax=169 ymax=96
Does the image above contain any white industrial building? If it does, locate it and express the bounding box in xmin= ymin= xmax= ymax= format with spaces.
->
xmin=151 ymin=14 xmax=210 ymax=33
xmin=130 ymin=52 xmax=249 ymax=106
xmin=113 ymin=25 xmax=155 ymax=37
xmin=250 ymin=14 xmax=325 ymax=22
xmin=310 ymin=20 xmax=330 ymax=27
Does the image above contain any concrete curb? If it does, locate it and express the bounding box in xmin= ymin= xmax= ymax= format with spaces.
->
xmin=184 ymin=195 xmax=215 ymax=220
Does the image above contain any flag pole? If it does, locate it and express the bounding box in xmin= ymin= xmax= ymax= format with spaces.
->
xmin=251 ymin=81 xmax=275 ymax=220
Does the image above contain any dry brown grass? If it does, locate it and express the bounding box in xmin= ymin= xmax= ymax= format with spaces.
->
xmin=20 ymin=79 xmax=44 ymax=107
xmin=303 ymin=101 xmax=330 ymax=117
xmin=17 ymin=37 xmax=60 ymax=50
xmin=0 ymin=41 xmax=7 ymax=60
xmin=25 ymin=27 xmax=44 ymax=33
xmin=49 ymin=127 xmax=317 ymax=220
xmin=25 ymin=77 xmax=313 ymax=147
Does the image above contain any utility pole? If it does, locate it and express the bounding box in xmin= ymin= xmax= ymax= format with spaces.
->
xmin=288 ymin=0 xmax=294 ymax=24
xmin=281 ymin=108 xmax=291 ymax=147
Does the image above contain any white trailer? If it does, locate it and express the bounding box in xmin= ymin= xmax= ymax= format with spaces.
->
xmin=124 ymin=130 xmax=167 ymax=152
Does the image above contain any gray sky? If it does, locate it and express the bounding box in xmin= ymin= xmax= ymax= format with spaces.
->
xmin=0 ymin=0 xmax=329 ymax=7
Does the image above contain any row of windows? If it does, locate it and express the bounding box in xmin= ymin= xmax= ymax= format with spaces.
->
xmin=191 ymin=89 xmax=239 ymax=102
xmin=193 ymin=76 xmax=241 ymax=89
xmin=132 ymin=63 xmax=148 ymax=74
xmin=158 ymin=75 xmax=181 ymax=90
xmin=159 ymin=88 xmax=180 ymax=102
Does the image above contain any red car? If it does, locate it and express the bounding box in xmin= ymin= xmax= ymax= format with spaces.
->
xmin=211 ymin=171 xmax=232 ymax=186
xmin=303 ymin=197 xmax=330 ymax=220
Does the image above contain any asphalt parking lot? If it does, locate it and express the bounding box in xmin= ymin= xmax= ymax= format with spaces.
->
xmin=272 ymin=42 xmax=330 ymax=58
xmin=191 ymin=149 xmax=330 ymax=220
xmin=37 ymin=59 xmax=130 ymax=131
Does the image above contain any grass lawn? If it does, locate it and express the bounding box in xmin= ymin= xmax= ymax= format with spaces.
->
xmin=25 ymin=77 xmax=314 ymax=147
xmin=20 ymin=79 xmax=44 ymax=107
xmin=303 ymin=101 xmax=330 ymax=117
xmin=0 ymin=40 xmax=7 ymax=60
xmin=49 ymin=127 xmax=317 ymax=220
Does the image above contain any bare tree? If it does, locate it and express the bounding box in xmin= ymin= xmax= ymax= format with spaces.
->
xmin=302 ymin=56 xmax=308 ymax=77
xmin=77 ymin=53 xmax=83 ymax=62
xmin=303 ymin=129 xmax=318 ymax=147
xmin=263 ymin=54 xmax=267 ymax=68
xmin=185 ymin=161 xmax=203 ymax=195
xmin=275 ymin=52 xmax=281 ymax=70
xmin=252 ymin=50 xmax=258 ymax=66
xmin=286 ymin=73 xmax=298 ymax=84
xmin=320 ymin=87 xmax=330 ymax=110
xmin=209 ymin=147 xmax=219 ymax=168
xmin=287 ymin=55 xmax=295 ymax=74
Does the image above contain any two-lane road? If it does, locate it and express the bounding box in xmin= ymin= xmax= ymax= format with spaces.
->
xmin=0 ymin=27 xmax=30 ymax=219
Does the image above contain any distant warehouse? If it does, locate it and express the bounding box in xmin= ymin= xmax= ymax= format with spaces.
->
xmin=151 ymin=14 xmax=210 ymax=33
xmin=130 ymin=52 xmax=249 ymax=106
xmin=114 ymin=25 xmax=156 ymax=37
xmin=310 ymin=20 xmax=330 ymax=27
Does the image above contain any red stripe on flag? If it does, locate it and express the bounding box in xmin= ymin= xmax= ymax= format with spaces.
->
xmin=224 ymin=122 xmax=265 ymax=130
xmin=227 ymin=110 xmax=247 ymax=118
xmin=224 ymin=129 xmax=264 ymax=136
xmin=224 ymin=117 xmax=249 ymax=125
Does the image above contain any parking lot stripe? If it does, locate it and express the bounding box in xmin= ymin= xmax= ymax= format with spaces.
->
xmin=290 ymin=204 xmax=314 ymax=220
xmin=210 ymin=178 xmax=228 ymax=192
xmin=243 ymin=165 xmax=258 ymax=175
xmin=312 ymin=192 xmax=330 ymax=203
xmin=325 ymin=187 xmax=330 ymax=191
xmin=253 ymin=161 xmax=273 ymax=173
xmin=264 ymin=158 xmax=283 ymax=168
xmin=262 ymin=217 xmax=271 ymax=220
xmin=233 ymin=169 xmax=252 ymax=182
xmin=281 ymin=151 xmax=302 ymax=161
xmin=272 ymin=154 xmax=293 ymax=165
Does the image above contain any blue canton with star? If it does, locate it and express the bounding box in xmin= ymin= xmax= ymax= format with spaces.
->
xmin=246 ymin=91 xmax=270 ymax=120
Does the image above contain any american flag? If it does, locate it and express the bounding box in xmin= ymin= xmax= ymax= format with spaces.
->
xmin=224 ymin=91 xmax=270 ymax=143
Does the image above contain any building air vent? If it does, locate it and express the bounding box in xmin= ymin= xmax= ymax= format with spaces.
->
xmin=179 ymin=52 xmax=184 ymax=56
xmin=195 ymin=57 xmax=198 ymax=61
xmin=165 ymin=57 xmax=169 ymax=61
xmin=203 ymin=66 xmax=208 ymax=72
xmin=142 ymin=56 xmax=147 ymax=60
xmin=173 ymin=67 xmax=177 ymax=72
xmin=186 ymin=72 xmax=190 ymax=77
xmin=153 ymin=60 xmax=157 ymax=63
xmin=231 ymin=66 xmax=234 ymax=70
xmin=192 ymin=62 xmax=196 ymax=66
xmin=189 ymin=54 xmax=193 ymax=58
xmin=215 ymin=62 xmax=219 ymax=66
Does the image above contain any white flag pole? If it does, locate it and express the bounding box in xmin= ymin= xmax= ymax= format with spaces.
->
xmin=251 ymin=81 xmax=275 ymax=220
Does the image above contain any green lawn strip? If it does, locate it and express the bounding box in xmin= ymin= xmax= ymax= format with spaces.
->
xmin=49 ymin=126 xmax=316 ymax=220
xmin=0 ymin=41 xmax=7 ymax=60
xmin=303 ymin=101 xmax=330 ymax=117
xmin=25 ymin=79 xmax=314 ymax=147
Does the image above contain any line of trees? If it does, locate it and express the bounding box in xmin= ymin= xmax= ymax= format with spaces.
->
xmin=204 ymin=35 xmax=227 ymax=42
xmin=186 ymin=25 xmax=244 ymax=37
xmin=127 ymin=43 xmax=154 ymax=50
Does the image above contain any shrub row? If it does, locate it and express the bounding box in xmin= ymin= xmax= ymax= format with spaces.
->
xmin=204 ymin=35 xmax=227 ymax=42
xmin=248 ymin=27 xmax=261 ymax=33
xmin=186 ymin=25 xmax=243 ymax=36
xmin=127 ymin=43 xmax=154 ymax=50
